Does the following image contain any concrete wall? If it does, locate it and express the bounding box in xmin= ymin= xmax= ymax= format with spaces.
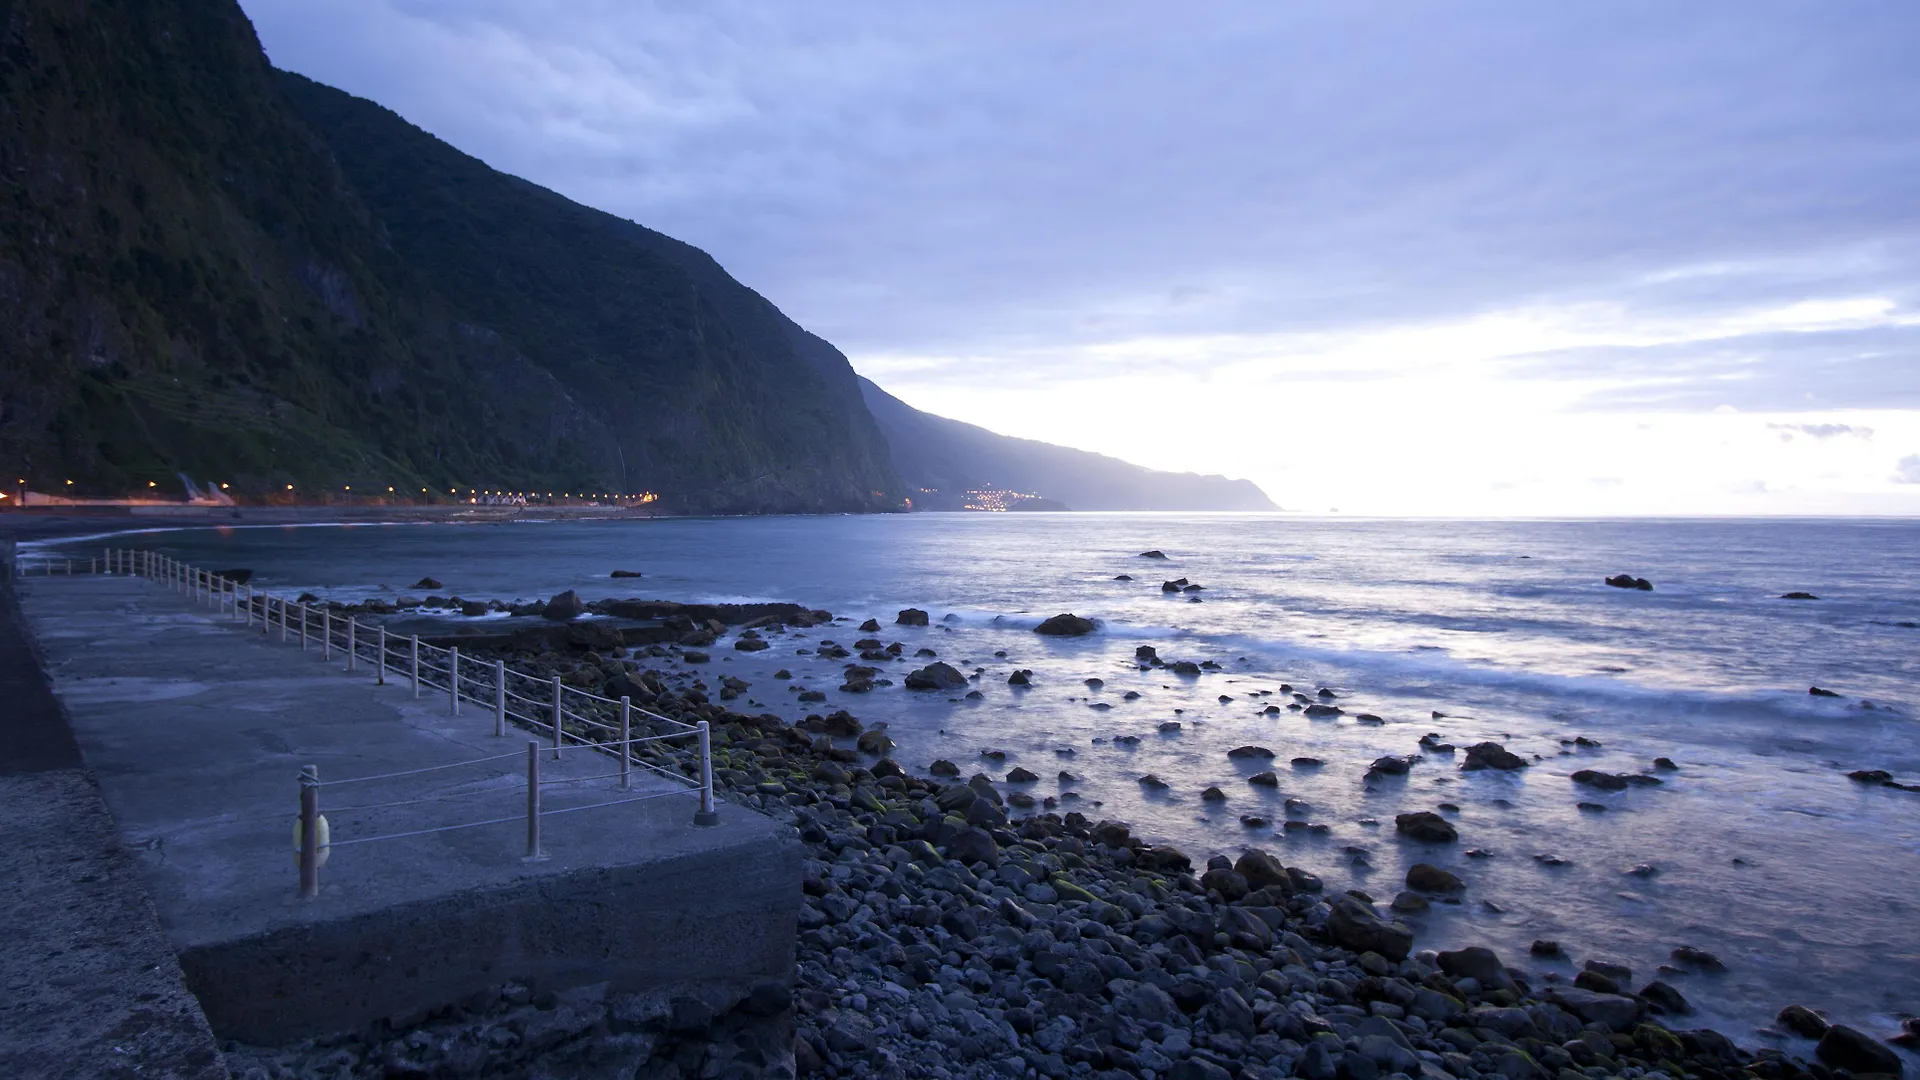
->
xmin=181 ymin=833 xmax=800 ymax=1043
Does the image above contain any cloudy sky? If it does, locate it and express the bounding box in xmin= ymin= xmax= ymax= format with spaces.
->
xmin=244 ymin=1 xmax=1920 ymax=515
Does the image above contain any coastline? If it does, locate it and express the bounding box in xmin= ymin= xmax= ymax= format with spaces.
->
xmin=225 ymin=589 xmax=1908 ymax=1080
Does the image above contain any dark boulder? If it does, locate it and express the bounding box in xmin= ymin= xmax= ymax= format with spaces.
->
xmin=541 ymin=589 xmax=586 ymax=621
xmin=1437 ymin=946 xmax=1515 ymax=992
xmin=1406 ymin=863 xmax=1464 ymax=893
xmin=1809 ymin=686 xmax=1842 ymax=698
xmin=944 ymin=826 xmax=1001 ymax=868
xmin=610 ymin=569 xmax=644 ymax=578
xmin=1570 ymin=769 xmax=1630 ymax=791
xmin=904 ymin=662 xmax=967 ymax=691
xmin=1777 ymin=1005 xmax=1831 ymax=1039
xmin=1140 ymin=550 xmax=1169 ymax=559
xmin=1461 ymin=741 xmax=1528 ymax=771
xmin=1228 ymin=745 xmax=1275 ymax=760
xmin=1816 ymin=1025 xmax=1905 ymax=1077
xmin=858 ymin=618 xmax=881 ymax=632
xmin=1781 ymin=591 xmax=1819 ymax=600
xmin=1639 ymin=981 xmax=1692 ymax=1016
xmin=1395 ymin=811 xmax=1458 ymax=843
xmin=412 ymin=577 xmax=443 ymax=590
xmin=1327 ymin=895 xmax=1413 ymax=961
xmin=1368 ymin=754 xmax=1415 ymax=777
xmin=1034 ymin=613 xmax=1097 ymax=636
xmin=1234 ymin=848 xmax=1293 ymax=893
xmin=896 ymin=608 xmax=930 ymax=626
xmin=1605 ymin=574 xmax=1654 ymax=591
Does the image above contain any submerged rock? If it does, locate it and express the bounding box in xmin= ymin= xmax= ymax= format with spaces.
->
xmin=1605 ymin=573 xmax=1655 ymax=591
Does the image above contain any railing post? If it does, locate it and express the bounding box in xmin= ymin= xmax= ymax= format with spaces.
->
xmin=322 ymin=607 xmax=331 ymax=660
xmin=278 ymin=595 xmax=288 ymax=642
xmin=525 ymin=740 xmax=543 ymax=859
xmin=551 ymin=676 xmax=564 ymax=759
xmin=494 ymin=660 xmax=506 ymax=737
xmin=618 ymin=696 xmax=632 ymax=790
xmin=298 ymin=765 xmax=320 ymax=899
xmin=410 ymin=635 xmax=420 ymax=697
xmin=299 ymin=603 xmax=309 ymax=651
xmin=376 ymin=626 xmax=386 ymax=683
xmin=242 ymin=584 xmax=252 ymax=626
xmin=344 ymin=618 xmax=357 ymax=672
xmin=449 ymin=646 xmax=461 ymax=715
xmin=694 ymin=720 xmax=718 ymax=826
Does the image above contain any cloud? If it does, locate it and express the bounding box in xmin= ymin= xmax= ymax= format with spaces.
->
xmin=1768 ymin=423 xmax=1875 ymax=441
xmin=1896 ymin=455 xmax=1920 ymax=484
xmin=233 ymin=0 xmax=1920 ymax=513
xmin=1503 ymin=322 xmax=1920 ymax=412
xmin=240 ymin=1 xmax=1920 ymax=357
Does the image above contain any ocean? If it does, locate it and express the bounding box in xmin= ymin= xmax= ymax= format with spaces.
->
xmin=36 ymin=513 xmax=1920 ymax=1046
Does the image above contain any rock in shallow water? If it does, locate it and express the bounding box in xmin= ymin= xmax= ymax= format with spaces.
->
xmin=1395 ymin=811 xmax=1458 ymax=843
xmin=1034 ymin=613 xmax=1097 ymax=636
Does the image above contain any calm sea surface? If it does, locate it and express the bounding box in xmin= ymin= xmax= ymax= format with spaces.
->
xmin=39 ymin=514 xmax=1920 ymax=1049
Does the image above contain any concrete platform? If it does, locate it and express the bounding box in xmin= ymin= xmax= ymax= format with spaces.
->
xmin=17 ymin=575 xmax=800 ymax=1045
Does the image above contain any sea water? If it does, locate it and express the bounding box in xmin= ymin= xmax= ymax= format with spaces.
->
xmin=44 ymin=514 xmax=1920 ymax=1049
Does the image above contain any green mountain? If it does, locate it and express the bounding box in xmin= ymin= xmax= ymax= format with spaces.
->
xmin=275 ymin=73 xmax=901 ymax=514
xmin=860 ymin=378 xmax=1278 ymax=512
xmin=0 ymin=0 xmax=900 ymax=512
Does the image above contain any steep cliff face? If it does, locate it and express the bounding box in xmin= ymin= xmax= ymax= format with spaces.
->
xmin=859 ymin=378 xmax=1278 ymax=512
xmin=0 ymin=0 xmax=615 ymax=496
xmin=0 ymin=0 xmax=900 ymax=511
xmin=276 ymin=74 xmax=902 ymax=515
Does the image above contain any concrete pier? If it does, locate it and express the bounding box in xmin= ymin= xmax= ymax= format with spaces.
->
xmin=14 ymin=574 xmax=799 ymax=1045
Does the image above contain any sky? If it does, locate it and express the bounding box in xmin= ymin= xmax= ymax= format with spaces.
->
xmin=242 ymin=1 xmax=1920 ymax=515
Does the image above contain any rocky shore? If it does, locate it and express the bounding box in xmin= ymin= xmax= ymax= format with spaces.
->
xmin=228 ymin=592 xmax=1911 ymax=1080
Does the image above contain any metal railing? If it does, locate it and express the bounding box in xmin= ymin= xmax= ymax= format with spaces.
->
xmin=88 ymin=546 xmax=719 ymax=899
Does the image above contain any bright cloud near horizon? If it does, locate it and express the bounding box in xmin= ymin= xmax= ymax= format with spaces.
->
xmin=243 ymin=1 xmax=1920 ymax=515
